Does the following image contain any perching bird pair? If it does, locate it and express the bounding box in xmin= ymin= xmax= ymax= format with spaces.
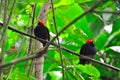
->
xmin=34 ymin=20 xmax=97 ymax=65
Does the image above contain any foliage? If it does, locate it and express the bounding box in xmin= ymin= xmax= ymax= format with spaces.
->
xmin=0 ymin=0 xmax=120 ymax=80
xmin=7 ymin=68 xmax=36 ymax=80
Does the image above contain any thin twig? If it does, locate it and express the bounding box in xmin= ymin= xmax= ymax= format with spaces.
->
xmin=50 ymin=0 xmax=65 ymax=79
xmin=65 ymin=69 xmax=78 ymax=80
xmin=93 ymin=10 xmax=120 ymax=14
xmin=24 ymin=3 xmax=36 ymax=73
xmin=27 ymin=4 xmax=36 ymax=76
xmin=23 ymin=12 xmax=32 ymax=73
xmin=0 ymin=0 xmax=3 ymax=15
xmin=6 ymin=0 xmax=16 ymax=26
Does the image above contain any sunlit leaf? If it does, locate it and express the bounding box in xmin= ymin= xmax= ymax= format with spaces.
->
xmin=84 ymin=64 xmax=100 ymax=77
xmin=95 ymin=33 xmax=108 ymax=50
xmin=47 ymin=71 xmax=62 ymax=80
xmin=74 ymin=0 xmax=92 ymax=3
xmin=109 ymin=46 xmax=120 ymax=53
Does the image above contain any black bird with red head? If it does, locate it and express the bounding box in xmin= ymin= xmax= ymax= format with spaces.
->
xmin=34 ymin=20 xmax=50 ymax=47
xmin=79 ymin=39 xmax=97 ymax=65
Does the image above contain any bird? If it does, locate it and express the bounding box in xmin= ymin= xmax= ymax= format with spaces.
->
xmin=79 ymin=39 xmax=97 ymax=65
xmin=34 ymin=20 xmax=50 ymax=47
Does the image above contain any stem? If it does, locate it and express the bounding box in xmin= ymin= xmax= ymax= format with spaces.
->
xmin=24 ymin=3 xmax=36 ymax=73
xmin=50 ymin=0 xmax=65 ymax=79
xmin=27 ymin=3 xmax=36 ymax=76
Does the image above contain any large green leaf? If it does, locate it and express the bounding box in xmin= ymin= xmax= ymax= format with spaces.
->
xmin=95 ymin=33 xmax=108 ymax=50
xmin=84 ymin=64 xmax=100 ymax=77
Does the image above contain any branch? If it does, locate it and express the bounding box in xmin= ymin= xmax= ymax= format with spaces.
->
xmin=0 ymin=22 xmax=46 ymax=45
xmin=0 ymin=22 xmax=120 ymax=71
xmin=50 ymin=0 xmax=65 ymax=79
xmin=60 ymin=47 xmax=120 ymax=72
xmin=93 ymin=10 xmax=120 ymax=14
xmin=0 ymin=47 xmax=47 ymax=68
xmin=0 ymin=44 xmax=119 ymax=71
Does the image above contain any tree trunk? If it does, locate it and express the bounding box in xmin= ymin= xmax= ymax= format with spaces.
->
xmin=34 ymin=1 xmax=51 ymax=80
xmin=34 ymin=42 xmax=44 ymax=80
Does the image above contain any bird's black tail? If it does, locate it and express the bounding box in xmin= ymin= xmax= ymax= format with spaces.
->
xmin=79 ymin=59 xmax=87 ymax=65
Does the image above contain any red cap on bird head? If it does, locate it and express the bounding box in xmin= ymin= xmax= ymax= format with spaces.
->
xmin=38 ymin=20 xmax=45 ymax=26
xmin=86 ymin=39 xmax=93 ymax=44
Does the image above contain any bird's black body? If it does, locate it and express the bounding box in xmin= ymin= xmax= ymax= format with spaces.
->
xmin=79 ymin=40 xmax=97 ymax=65
xmin=34 ymin=21 xmax=50 ymax=46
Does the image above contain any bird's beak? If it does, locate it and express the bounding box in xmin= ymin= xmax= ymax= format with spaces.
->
xmin=38 ymin=20 xmax=45 ymax=26
xmin=39 ymin=20 xmax=42 ymax=23
xmin=90 ymin=39 xmax=93 ymax=42
xmin=86 ymin=39 xmax=94 ymax=43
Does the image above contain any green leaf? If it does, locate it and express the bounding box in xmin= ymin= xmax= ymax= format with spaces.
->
xmin=95 ymin=64 xmax=107 ymax=77
xmin=84 ymin=64 xmax=100 ymax=77
xmin=54 ymin=0 xmax=61 ymax=4
xmin=36 ymin=3 xmax=43 ymax=18
xmin=47 ymin=71 xmax=62 ymax=80
xmin=71 ymin=56 xmax=79 ymax=65
xmin=77 ymin=64 xmax=86 ymax=72
xmin=33 ymin=0 xmax=48 ymax=3
xmin=54 ymin=0 xmax=74 ymax=8
xmin=4 ymin=53 xmax=15 ymax=62
xmin=112 ymin=19 xmax=120 ymax=33
xmin=54 ymin=51 xmax=61 ymax=61
xmin=74 ymin=0 xmax=92 ymax=3
xmin=9 ymin=68 xmax=36 ymax=80
xmin=89 ymin=76 xmax=100 ymax=80
xmin=95 ymin=33 xmax=108 ymax=50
